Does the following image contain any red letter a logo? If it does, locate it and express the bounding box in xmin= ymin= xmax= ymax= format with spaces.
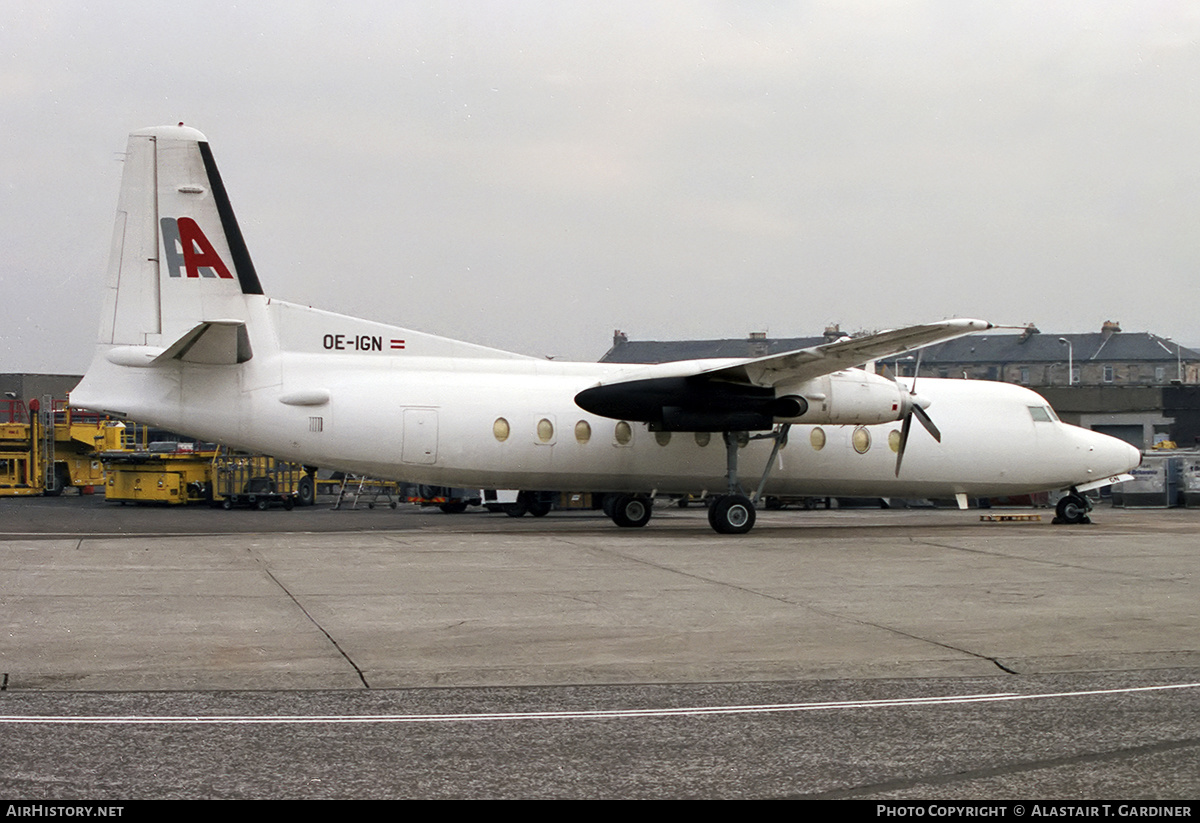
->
xmin=176 ymin=217 xmax=234 ymax=279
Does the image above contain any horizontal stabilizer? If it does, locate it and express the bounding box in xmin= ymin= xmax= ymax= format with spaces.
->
xmin=155 ymin=320 xmax=252 ymax=365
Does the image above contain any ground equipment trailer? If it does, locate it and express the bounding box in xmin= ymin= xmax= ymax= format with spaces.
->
xmin=213 ymin=453 xmax=307 ymax=510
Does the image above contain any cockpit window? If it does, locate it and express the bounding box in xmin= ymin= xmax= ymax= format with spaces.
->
xmin=1028 ymin=405 xmax=1055 ymax=423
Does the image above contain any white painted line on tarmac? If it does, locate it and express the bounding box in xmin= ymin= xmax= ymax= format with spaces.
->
xmin=2 ymin=682 xmax=1197 ymax=725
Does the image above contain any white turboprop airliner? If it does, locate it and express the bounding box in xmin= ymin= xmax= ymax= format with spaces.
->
xmin=72 ymin=125 xmax=1140 ymax=533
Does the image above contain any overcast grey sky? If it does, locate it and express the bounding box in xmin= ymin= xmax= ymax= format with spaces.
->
xmin=3 ymin=1 xmax=1199 ymax=373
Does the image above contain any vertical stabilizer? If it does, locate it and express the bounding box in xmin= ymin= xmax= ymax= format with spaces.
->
xmin=100 ymin=125 xmax=263 ymax=348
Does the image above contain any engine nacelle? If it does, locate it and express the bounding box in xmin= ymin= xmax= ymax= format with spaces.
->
xmin=772 ymin=369 xmax=912 ymax=426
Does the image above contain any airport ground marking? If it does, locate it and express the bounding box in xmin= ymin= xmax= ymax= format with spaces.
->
xmin=2 ymin=682 xmax=1197 ymax=725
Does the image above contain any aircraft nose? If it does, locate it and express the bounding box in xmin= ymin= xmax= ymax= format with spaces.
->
xmin=1086 ymin=429 xmax=1142 ymax=477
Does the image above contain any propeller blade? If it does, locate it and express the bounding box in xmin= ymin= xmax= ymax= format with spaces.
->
xmin=912 ymin=403 xmax=942 ymax=442
xmin=894 ymin=411 xmax=913 ymax=477
xmin=892 ymin=349 xmax=940 ymax=477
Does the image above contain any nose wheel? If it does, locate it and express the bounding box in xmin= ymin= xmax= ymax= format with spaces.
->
xmin=1054 ymin=491 xmax=1092 ymax=525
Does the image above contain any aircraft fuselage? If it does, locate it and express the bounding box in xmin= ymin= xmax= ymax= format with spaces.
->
xmin=83 ymin=318 xmax=1138 ymax=501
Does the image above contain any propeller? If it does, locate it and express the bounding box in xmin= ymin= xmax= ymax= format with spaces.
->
xmin=889 ymin=352 xmax=941 ymax=477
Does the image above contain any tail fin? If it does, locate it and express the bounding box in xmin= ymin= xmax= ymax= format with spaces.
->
xmin=101 ymin=125 xmax=263 ymax=348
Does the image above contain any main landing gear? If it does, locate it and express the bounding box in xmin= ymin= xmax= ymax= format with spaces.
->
xmin=603 ymin=426 xmax=790 ymax=534
xmin=705 ymin=425 xmax=792 ymax=534
xmin=1053 ymin=489 xmax=1092 ymax=525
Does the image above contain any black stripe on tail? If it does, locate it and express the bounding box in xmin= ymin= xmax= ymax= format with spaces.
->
xmin=198 ymin=141 xmax=265 ymax=296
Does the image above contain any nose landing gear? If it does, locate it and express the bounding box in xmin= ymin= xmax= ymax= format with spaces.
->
xmin=1054 ymin=490 xmax=1092 ymax=525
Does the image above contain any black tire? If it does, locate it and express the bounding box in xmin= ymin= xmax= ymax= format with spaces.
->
xmin=256 ymin=498 xmax=270 ymax=511
xmin=521 ymin=492 xmax=552 ymax=517
xmin=1056 ymin=494 xmax=1089 ymax=525
xmin=439 ymin=501 xmax=468 ymax=514
xmin=610 ymin=494 xmax=653 ymax=528
xmin=503 ymin=501 xmax=527 ymax=518
xmin=296 ymin=475 xmax=315 ymax=507
xmin=222 ymin=498 xmax=233 ymax=510
xmin=43 ymin=465 xmax=69 ymax=497
xmin=283 ymin=497 xmax=295 ymax=511
xmin=708 ymin=495 xmax=756 ymax=535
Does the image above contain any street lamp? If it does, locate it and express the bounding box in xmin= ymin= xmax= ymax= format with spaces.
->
xmin=1166 ymin=337 xmax=1183 ymax=382
xmin=1058 ymin=338 xmax=1073 ymax=386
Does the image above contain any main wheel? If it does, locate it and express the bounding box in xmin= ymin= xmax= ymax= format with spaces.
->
xmin=518 ymin=491 xmax=552 ymax=518
xmin=708 ymin=495 xmax=756 ymax=534
xmin=1056 ymin=494 xmax=1089 ymax=525
xmin=296 ymin=475 xmax=315 ymax=507
xmin=610 ymin=494 xmax=653 ymax=528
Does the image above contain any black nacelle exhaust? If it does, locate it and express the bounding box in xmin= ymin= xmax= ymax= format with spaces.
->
xmin=765 ymin=395 xmax=808 ymax=420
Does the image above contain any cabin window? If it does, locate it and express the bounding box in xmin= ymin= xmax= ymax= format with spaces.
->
xmin=614 ymin=421 xmax=633 ymax=445
xmin=810 ymin=427 xmax=826 ymax=451
xmin=574 ymin=420 xmax=591 ymax=444
xmin=655 ymin=430 xmax=672 ymax=447
xmin=537 ymin=418 xmax=554 ymax=443
xmin=887 ymin=429 xmax=901 ymax=453
xmin=694 ymin=431 xmax=711 ymax=447
xmin=493 ymin=418 xmax=510 ymax=442
xmin=852 ymin=427 xmax=871 ymax=454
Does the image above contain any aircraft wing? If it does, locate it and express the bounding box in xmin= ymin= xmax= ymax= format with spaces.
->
xmin=575 ymin=319 xmax=992 ymax=430
xmin=700 ymin=318 xmax=992 ymax=387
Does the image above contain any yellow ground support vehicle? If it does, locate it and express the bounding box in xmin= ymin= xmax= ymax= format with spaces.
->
xmin=101 ymin=441 xmax=221 ymax=505
xmin=0 ymin=397 xmax=124 ymax=496
xmin=102 ymin=444 xmax=312 ymax=508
